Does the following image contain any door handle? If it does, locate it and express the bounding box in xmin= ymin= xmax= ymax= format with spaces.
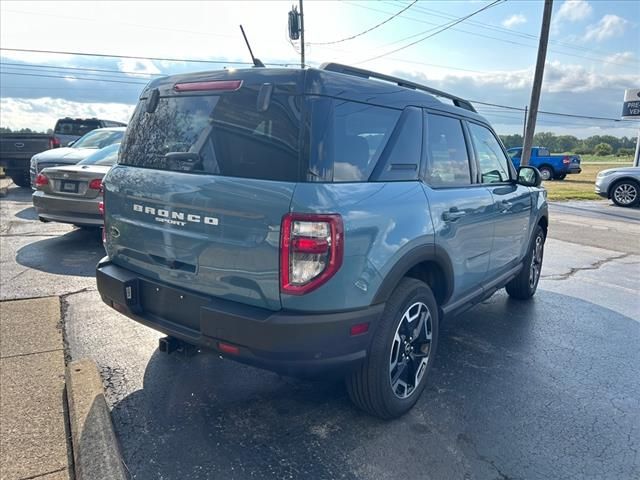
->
xmin=442 ymin=209 xmax=466 ymax=222
xmin=498 ymin=200 xmax=513 ymax=212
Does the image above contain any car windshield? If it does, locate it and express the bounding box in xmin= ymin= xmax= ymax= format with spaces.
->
xmin=77 ymin=143 xmax=120 ymax=166
xmin=73 ymin=129 xmax=123 ymax=149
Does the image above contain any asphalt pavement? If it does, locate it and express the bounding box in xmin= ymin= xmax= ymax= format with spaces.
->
xmin=1 ymin=181 xmax=639 ymax=480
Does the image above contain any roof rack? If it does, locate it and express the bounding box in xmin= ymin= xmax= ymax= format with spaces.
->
xmin=319 ymin=62 xmax=476 ymax=113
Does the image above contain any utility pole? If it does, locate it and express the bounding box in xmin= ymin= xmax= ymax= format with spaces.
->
xmin=299 ymin=0 xmax=305 ymax=69
xmin=522 ymin=106 xmax=528 ymax=140
xmin=521 ymin=0 xmax=553 ymax=166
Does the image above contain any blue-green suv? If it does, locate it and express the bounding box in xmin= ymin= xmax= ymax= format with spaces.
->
xmin=96 ymin=64 xmax=548 ymax=418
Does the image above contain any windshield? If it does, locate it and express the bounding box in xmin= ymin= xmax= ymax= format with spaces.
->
xmin=77 ymin=143 xmax=120 ymax=166
xmin=73 ymin=129 xmax=124 ymax=149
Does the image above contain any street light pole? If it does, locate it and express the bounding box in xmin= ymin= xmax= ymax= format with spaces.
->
xmin=521 ymin=0 xmax=553 ymax=167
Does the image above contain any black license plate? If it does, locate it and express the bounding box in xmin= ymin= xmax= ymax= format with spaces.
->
xmin=61 ymin=180 xmax=78 ymax=193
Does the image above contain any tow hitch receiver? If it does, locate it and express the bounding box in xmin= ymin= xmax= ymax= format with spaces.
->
xmin=158 ymin=336 xmax=198 ymax=356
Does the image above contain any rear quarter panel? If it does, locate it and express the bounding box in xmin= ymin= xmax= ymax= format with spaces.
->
xmin=285 ymin=181 xmax=433 ymax=312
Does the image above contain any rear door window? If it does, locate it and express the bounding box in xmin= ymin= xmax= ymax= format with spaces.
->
xmin=307 ymin=98 xmax=400 ymax=182
xmin=119 ymin=90 xmax=302 ymax=182
xmin=424 ymin=113 xmax=471 ymax=187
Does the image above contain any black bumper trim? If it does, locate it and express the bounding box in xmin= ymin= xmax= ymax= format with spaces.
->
xmin=96 ymin=259 xmax=384 ymax=376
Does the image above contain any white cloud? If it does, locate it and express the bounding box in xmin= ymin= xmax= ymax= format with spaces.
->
xmin=584 ymin=15 xmax=628 ymax=42
xmin=502 ymin=14 xmax=527 ymax=29
xmin=555 ymin=0 xmax=593 ymax=22
xmin=0 ymin=98 xmax=134 ymax=131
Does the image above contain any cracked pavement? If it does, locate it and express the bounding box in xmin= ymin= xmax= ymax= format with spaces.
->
xmin=1 ymin=180 xmax=639 ymax=479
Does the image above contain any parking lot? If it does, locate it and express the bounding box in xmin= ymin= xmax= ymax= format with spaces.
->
xmin=1 ymin=180 xmax=638 ymax=479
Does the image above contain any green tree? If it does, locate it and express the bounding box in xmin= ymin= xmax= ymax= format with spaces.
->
xmin=594 ymin=143 xmax=613 ymax=156
xmin=533 ymin=131 xmax=556 ymax=150
xmin=499 ymin=134 xmax=523 ymax=149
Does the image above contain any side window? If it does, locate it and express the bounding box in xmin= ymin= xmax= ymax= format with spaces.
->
xmin=468 ymin=123 xmax=511 ymax=184
xmin=508 ymin=149 xmax=520 ymax=160
xmin=425 ymin=113 xmax=471 ymax=187
xmin=538 ymin=148 xmax=550 ymax=157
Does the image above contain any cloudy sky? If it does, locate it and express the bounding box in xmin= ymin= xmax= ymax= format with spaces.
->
xmin=1 ymin=0 xmax=639 ymax=138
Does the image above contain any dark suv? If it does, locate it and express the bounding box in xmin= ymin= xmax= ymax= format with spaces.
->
xmin=96 ymin=63 xmax=548 ymax=418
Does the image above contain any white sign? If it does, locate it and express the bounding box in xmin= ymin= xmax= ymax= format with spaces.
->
xmin=622 ymin=89 xmax=640 ymax=119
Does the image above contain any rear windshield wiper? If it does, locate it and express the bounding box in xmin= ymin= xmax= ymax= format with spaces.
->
xmin=164 ymin=152 xmax=202 ymax=172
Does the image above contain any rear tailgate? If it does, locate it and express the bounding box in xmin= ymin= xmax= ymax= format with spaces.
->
xmin=0 ymin=134 xmax=53 ymax=160
xmin=104 ymin=69 xmax=305 ymax=311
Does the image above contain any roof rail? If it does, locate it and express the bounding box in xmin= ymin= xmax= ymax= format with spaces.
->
xmin=319 ymin=62 xmax=476 ymax=113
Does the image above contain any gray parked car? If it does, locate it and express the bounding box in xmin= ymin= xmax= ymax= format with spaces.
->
xmin=33 ymin=143 xmax=119 ymax=227
xmin=595 ymin=166 xmax=640 ymax=207
xmin=30 ymin=127 xmax=125 ymax=187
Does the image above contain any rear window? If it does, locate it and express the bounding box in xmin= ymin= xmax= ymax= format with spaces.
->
xmin=119 ymin=89 xmax=302 ymax=182
xmin=307 ymin=97 xmax=400 ymax=182
xmin=73 ymin=129 xmax=123 ymax=149
xmin=54 ymin=119 xmax=101 ymax=136
xmin=78 ymin=143 xmax=120 ymax=166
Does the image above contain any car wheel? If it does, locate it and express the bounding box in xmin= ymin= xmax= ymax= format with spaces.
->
xmin=506 ymin=225 xmax=545 ymax=300
xmin=9 ymin=171 xmax=31 ymax=188
xmin=556 ymin=174 xmax=566 ymax=181
xmin=346 ymin=278 xmax=438 ymax=419
xmin=610 ymin=180 xmax=639 ymax=208
xmin=538 ymin=166 xmax=553 ymax=181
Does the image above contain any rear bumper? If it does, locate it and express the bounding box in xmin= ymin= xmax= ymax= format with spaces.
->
xmin=96 ymin=259 xmax=383 ymax=376
xmin=567 ymin=166 xmax=582 ymax=174
xmin=33 ymin=190 xmax=103 ymax=226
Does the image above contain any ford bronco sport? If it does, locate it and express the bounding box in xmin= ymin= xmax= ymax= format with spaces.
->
xmin=96 ymin=63 xmax=548 ymax=419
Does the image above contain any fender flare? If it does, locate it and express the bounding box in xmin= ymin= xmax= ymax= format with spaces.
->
xmin=371 ymin=244 xmax=454 ymax=305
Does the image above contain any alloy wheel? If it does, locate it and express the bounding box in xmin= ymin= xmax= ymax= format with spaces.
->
xmin=613 ymin=183 xmax=638 ymax=206
xmin=389 ymin=301 xmax=432 ymax=399
xmin=529 ymin=234 xmax=544 ymax=288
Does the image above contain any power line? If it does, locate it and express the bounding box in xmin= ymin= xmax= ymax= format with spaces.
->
xmin=343 ymin=1 xmax=639 ymax=68
xmin=1 ymin=65 xmax=153 ymax=82
xmin=309 ymin=0 xmax=417 ymax=45
xmin=357 ymin=0 xmax=506 ymax=64
xmin=0 ymin=47 xmax=295 ymax=67
xmin=0 ymin=61 xmax=162 ymax=77
xmin=0 ymin=71 xmax=148 ymax=85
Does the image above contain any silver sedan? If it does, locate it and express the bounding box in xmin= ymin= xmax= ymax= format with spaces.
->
xmin=32 ymin=143 xmax=119 ymax=227
xmin=595 ymin=166 xmax=640 ymax=207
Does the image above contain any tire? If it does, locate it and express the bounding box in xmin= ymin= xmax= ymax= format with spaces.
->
xmin=556 ymin=174 xmax=566 ymax=181
xmin=538 ymin=166 xmax=554 ymax=181
xmin=506 ymin=225 xmax=545 ymax=300
xmin=9 ymin=171 xmax=31 ymax=188
xmin=610 ymin=179 xmax=639 ymax=208
xmin=346 ymin=278 xmax=439 ymax=419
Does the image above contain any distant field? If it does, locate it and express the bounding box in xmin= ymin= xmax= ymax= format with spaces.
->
xmin=562 ymin=153 xmax=633 ymax=163
xmin=542 ymin=161 xmax=633 ymax=201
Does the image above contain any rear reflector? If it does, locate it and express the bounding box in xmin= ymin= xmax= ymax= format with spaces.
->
xmin=218 ymin=342 xmax=240 ymax=355
xmin=35 ymin=173 xmax=48 ymax=187
xmin=89 ymin=179 xmax=102 ymax=190
xmin=174 ymin=80 xmax=242 ymax=92
xmin=350 ymin=323 xmax=369 ymax=336
xmin=98 ymin=201 xmax=104 ymax=216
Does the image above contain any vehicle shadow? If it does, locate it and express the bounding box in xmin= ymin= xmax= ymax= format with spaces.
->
xmin=109 ymin=290 xmax=640 ymax=480
xmin=15 ymin=206 xmax=37 ymax=220
xmin=16 ymin=228 xmax=103 ymax=277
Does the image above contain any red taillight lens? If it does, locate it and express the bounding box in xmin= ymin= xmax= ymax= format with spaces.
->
xmin=35 ymin=173 xmax=48 ymax=187
xmin=88 ymin=179 xmax=102 ymax=190
xmin=173 ymin=80 xmax=242 ymax=92
xmin=48 ymin=137 xmax=61 ymax=149
xmin=562 ymin=156 xmax=570 ymax=164
xmin=98 ymin=201 xmax=104 ymax=216
xmin=280 ymin=213 xmax=344 ymax=295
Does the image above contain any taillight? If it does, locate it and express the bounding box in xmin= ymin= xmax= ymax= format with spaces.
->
xmin=35 ymin=173 xmax=49 ymax=187
xmin=173 ymin=80 xmax=242 ymax=92
xmin=280 ymin=213 xmax=343 ymax=295
xmin=562 ymin=156 xmax=571 ymax=164
xmin=88 ymin=179 xmax=102 ymax=190
xmin=98 ymin=201 xmax=104 ymax=216
xmin=48 ymin=137 xmax=61 ymax=149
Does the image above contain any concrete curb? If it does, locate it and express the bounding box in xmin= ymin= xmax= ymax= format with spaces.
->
xmin=65 ymin=358 xmax=127 ymax=480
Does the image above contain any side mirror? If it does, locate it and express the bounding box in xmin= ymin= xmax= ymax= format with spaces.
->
xmin=517 ymin=166 xmax=542 ymax=187
xmin=67 ymin=140 xmax=75 ymax=147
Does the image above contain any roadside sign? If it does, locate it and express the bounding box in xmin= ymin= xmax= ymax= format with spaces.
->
xmin=622 ymin=89 xmax=640 ymax=119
